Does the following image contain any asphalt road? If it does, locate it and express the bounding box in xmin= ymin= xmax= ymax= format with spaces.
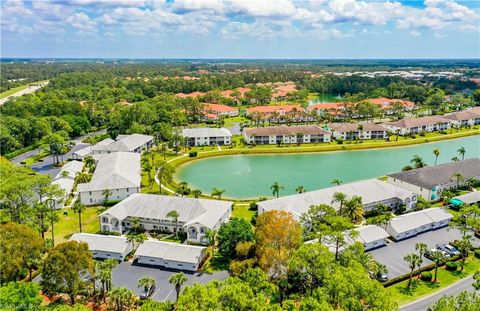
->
xmin=399 ymin=275 xmax=475 ymax=311
xmin=0 ymin=81 xmax=49 ymax=105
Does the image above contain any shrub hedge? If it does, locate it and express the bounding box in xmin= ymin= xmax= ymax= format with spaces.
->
xmin=420 ymin=271 xmax=432 ymax=281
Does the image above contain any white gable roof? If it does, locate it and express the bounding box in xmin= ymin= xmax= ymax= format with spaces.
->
xmin=101 ymin=193 xmax=231 ymax=229
xmin=258 ymin=179 xmax=415 ymax=219
xmin=136 ymin=240 xmax=206 ymax=264
xmin=91 ymin=134 xmax=153 ymax=153
xmin=77 ymin=152 xmax=140 ymax=192
xmin=356 ymin=225 xmax=389 ymax=244
xmin=54 ymin=160 xmax=84 ymax=180
xmin=70 ymin=233 xmax=131 ymax=254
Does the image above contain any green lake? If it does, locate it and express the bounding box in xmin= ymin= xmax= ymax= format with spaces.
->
xmin=175 ymin=136 xmax=480 ymax=200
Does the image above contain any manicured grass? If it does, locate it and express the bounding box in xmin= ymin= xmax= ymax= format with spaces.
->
xmin=232 ymin=204 xmax=256 ymax=222
xmin=24 ymin=151 xmax=50 ymax=165
xmin=0 ymin=85 xmax=30 ymax=99
xmin=46 ymin=206 xmax=105 ymax=244
xmin=387 ymin=256 xmax=480 ymax=306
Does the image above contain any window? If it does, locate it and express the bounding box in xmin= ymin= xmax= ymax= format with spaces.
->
xmin=90 ymin=198 xmax=93 ymax=203
xmin=150 ymin=259 xmax=155 ymax=262
xmin=89 ymin=191 xmax=92 ymax=195
xmin=178 ymin=263 xmax=183 ymax=266
xmin=107 ymin=254 xmax=111 ymax=257
xmin=126 ymin=188 xmax=129 ymax=192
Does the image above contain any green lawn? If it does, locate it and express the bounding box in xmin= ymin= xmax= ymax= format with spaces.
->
xmin=24 ymin=151 xmax=50 ymax=165
xmin=47 ymin=206 xmax=105 ymax=243
xmin=387 ymin=256 xmax=480 ymax=306
xmin=232 ymin=204 xmax=256 ymax=222
xmin=0 ymin=80 xmax=48 ymax=99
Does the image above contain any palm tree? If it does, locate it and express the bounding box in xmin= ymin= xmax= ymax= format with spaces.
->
xmin=60 ymin=170 xmax=70 ymax=178
xmin=451 ymin=156 xmax=460 ymax=162
xmin=457 ymin=146 xmax=466 ymax=160
xmin=340 ymin=196 xmax=364 ymax=223
xmin=452 ymin=172 xmax=464 ymax=189
xmin=102 ymin=189 xmax=113 ymax=206
xmin=138 ymin=276 xmax=156 ymax=296
xmin=192 ymin=189 xmax=202 ymax=198
xmin=295 ymin=185 xmax=306 ymax=194
xmin=97 ymin=259 xmax=118 ymax=302
xmin=204 ymin=229 xmax=217 ymax=256
xmin=431 ymin=251 xmax=445 ymax=282
xmin=457 ymin=234 xmax=472 ymax=271
xmin=433 ymin=148 xmax=441 ymax=165
xmin=404 ymin=253 xmax=421 ymax=288
xmin=410 ymin=155 xmax=426 ymax=168
xmin=75 ymin=172 xmax=90 ymax=184
xmin=72 ymin=201 xmax=86 ymax=232
xmin=84 ymin=155 xmax=95 ymax=171
xmin=415 ymin=242 xmax=427 ymax=278
xmin=331 ymin=178 xmax=342 ymax=186
xmin=373 ymin=263 xmax=388 ymax=281
xmin=167 ymin=210 xmax=180 ymax=239
xmin=271 ymin=182 xmax=284 ymax=198
xmin=332 ymin=192 xmax=347 ymax=210
xmin=108 ymin=287 xmax=136 ymax=311
xmin=169 ymin=272 xmax=188 ymax=301
xmin=211 ymin=187 xmax=225 ymax=199
xmin=126 ymin=230 xmax=146 ymax=251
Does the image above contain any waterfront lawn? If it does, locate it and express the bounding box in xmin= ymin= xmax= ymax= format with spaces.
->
xmin=387 ymin=256 xmax=480 ymax=306
xmin=46 ymin=206 xmax=104 ymax=243
xmin=232 ymin=204 xmax=256 ymax=222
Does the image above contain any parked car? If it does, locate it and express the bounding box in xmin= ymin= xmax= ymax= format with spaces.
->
xmin=438 ymin=244 xmax=461 ymax=256
xmin=377 ymin=274 xmax=389 ymax=282
xmin=140 ymin=285 xmax=155 ymax=300
xmin=425 ymin=248 xmax=450 ymax=260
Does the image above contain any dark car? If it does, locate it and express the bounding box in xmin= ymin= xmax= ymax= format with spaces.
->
xmin=140 ymin=285 xmax=155 ymax=300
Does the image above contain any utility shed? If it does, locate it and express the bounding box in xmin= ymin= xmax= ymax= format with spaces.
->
xmin=136 ymin=240 xmax=207 ymax=272
xmin=70 ymin=233 xmax=132 ymax=261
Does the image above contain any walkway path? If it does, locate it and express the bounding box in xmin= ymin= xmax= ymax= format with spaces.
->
xmin=0 ymin=81 xmax=49 ymax=105
xmin=399 ymin=275 xmax=475 ymax=311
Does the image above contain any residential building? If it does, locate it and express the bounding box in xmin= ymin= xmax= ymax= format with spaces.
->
xmin=181 ymin=127 xmax=232 ymax=146
xmin=91 ymin=134 xmax=154 ymax=155
xmin=70 ymin=233 xmax=133 ymax=261
xmin=386 ymin=208 xmax=453 ymax=241
xmin=443 ymin=110 xmax=480 ymax=126
xmin=203 ymin=103 xmax=239 ymax=119
xmin=307 ymin=102 xmax=345 ymax=116
xmin=99 ymin=193 xmax=232 ymax=244
xmin=243 ymin=125 xmax=331 ymax=145
xmin=136 ymin=240 xmax=207 ymax=272
xmin=367 ymin=98 xmax=415 ymax=112
xmin=246 ymin=105 xmax=305 ymax=119
xmin=387 ymin=158 xmax=480 ymax=200
xmin=175 ymin=91 xmax=206 ymax=98
xmin=328 ymin=123 xmax=389 ymax=140
xmin=77 ymin=152 xmax=141 ymax=205
xmin=71 ymin=145 xmax=92 ymax=160
xmin=383 ymin=115 xmax=451 ymax=135
xmin=356 ymin=225 xmax=390 ymax=251
xmin=257 ymin=179 xmax=418 ymax=221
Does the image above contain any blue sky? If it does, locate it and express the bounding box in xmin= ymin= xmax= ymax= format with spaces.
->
xmin=1 ymin=0 xmax=479 ymax=59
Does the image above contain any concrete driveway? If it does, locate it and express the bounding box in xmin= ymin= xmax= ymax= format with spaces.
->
xmin=369 ymin=227 xmax=480 ymax=279
xmin=112 ymin=261 xmax=229 ymax=301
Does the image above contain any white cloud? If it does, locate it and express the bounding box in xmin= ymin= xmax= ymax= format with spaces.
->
xmin=66 ymin=12 xmax=97 ymax=32
xmin=409 ymin=30 xmax=421 ymax=37
xmin=225 ymin=0 xmax=297 ymax=17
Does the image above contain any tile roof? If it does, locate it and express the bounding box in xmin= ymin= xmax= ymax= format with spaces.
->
xmin=204 ymin=103 xmax=238 ymax=113
xmin=77 ymin=152 xmax=141 ymax=192
xmin=181 ymin=127 xmax=232 ymax=138
xmin=244 ymin=125 xmax=330 ymax=136
xmin=384 ymin=115 xmax=451 ymax=129
xmin=258 ymin=179 xmax=415 ymax=219
xmin=367 ymin=98 xmax=415 ymax=108
xmin=307 ymin=102 xmax=344 ymax=111
xmin=70 ymin=233 xmax=131 ymax=254
xmin=101 ymin=193 xmax=232 ymax=229
xmin=388 ymin=158 xmax=480 ymax=189
xmin=246 ymin=105 xmax=304 ymax=114
xmin=136 ymin=240 xmax=206 ymax=264
xmin=328 ymin=123 xmax=388 ymax=132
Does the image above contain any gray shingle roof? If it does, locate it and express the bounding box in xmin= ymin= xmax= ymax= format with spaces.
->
xmin=101 ymin=193 xmax=232 ymax=229
xmin=258 ymin=179 xmax=415 ymax=218
xmin=453 ymin=191 xmax=480 ymax=205
xmin=388 ymin=158 xmax=480 ymax=189
xmin=443 ymin=110 xmax=480 ymax=122
xmin=77 ymin=152 xmax=141 ymax=192
xmin=384 ymin=115 xmax=451 ymax=128
xmin=70 ymin=233 xmax=131 ymax=254
xmin=136 ymin=240 xmax=206 ymax=264
xmin=244 ymin=125 xmax=330 ymax=136
xmin=329 ymin=123 xmax=388 ymax=132
xmin=182 ymin=128 xmax=232 ymax=138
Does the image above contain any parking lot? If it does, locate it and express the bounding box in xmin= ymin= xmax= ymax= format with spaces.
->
xmin=112 ymin=261 xmax=229 ymax=301
xmin=369 ymin=227 xmax=480 ymax=279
